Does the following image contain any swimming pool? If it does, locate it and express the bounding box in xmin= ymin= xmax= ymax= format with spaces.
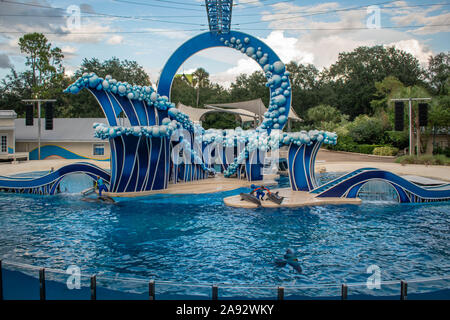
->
xmin=0 ymin=173 xmax=449 ymax=299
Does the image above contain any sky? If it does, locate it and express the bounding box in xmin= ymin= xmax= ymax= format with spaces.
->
xmin=0 ymin=0 xmax=449 ymax=89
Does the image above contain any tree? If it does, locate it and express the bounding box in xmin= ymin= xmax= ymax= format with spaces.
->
xmin=18 ymin=32 xmax=65 ymax=97
xmin=65 ymin=57 xmax=153 ymax=117
xmin=171 ymin=75 xmax=197 ymax=107
xmin=390 ymin=85 xmax=432 ymax=155
xmin=306 ymin=104 xmax=348 ymax=131
xmin=192 ymin=68 xmax=210 ymax=107
xmin=76 ymin=57 xmax=151 ymax=86
xmin=325 ymin=45 xmax=424 ymax=118
xmin=426 ymin=52 xmax=449 ymax=95
xmin=286 ymin=62 xmax=322 ymax=117
xmin=370 ymin=76 xmax=406 ymax=114
xmin=230 ymin=71 xmax=268 ymax=105
xmin=347 ymin=115 xmax=385 ymax=144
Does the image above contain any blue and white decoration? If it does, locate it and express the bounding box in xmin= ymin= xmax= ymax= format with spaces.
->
xmin=158 ymin=31 xmax=292 ymax=132
xmin=0 ymin=163 xmax=110 ymax=195
xmin=1 ymin=7 xmax=449 ymax=203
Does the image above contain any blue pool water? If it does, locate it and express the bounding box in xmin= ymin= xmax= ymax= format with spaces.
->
xmin=0 ymin=173 xmax=449 ymax=298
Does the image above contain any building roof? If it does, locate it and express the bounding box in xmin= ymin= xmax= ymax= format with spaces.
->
xmin=14 ymin=118 xmax=119 ymax=142
xmin=0 ymin=110 xmax=17 ymax=119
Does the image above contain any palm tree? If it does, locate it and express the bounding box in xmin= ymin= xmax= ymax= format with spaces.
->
xmin=192 ymin=68 xmax=210 ymax=108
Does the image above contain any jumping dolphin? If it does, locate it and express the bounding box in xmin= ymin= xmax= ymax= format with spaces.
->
xmin=266 ymin=191 xmax=284 ymax=205
xmin=240 ymin=192 xmax=262 ymax=207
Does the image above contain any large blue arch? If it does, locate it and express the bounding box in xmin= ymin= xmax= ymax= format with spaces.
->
xmin=157 ymin=31 xmax=292 ymax=131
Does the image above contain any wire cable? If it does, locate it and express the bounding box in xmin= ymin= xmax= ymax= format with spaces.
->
xmin=236 ymin=0 xmax=401 ymax=25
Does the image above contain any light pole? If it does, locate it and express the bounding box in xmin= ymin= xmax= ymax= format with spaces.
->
xmin=390 ymin=97 xmax=431 ymax=156
xmin=21 ymin=99 xmax=56 ymax=160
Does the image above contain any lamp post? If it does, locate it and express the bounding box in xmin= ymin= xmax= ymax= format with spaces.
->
xmin=390 ymin=97 xmax=431 ymax=156
xmin=21 ymin=99 xmax=56 ymax=160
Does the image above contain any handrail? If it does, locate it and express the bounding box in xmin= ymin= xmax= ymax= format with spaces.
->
xmin=1 ymin=259 xmax=449 ymax=298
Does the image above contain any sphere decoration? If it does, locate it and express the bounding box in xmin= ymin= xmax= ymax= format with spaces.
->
xmin=64 ymin=31 xmax=338 ymax=184
xmin=157 ymin=31 xmax=293 ymax=131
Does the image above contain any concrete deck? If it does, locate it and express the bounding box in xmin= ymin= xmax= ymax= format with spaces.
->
xmin=316 ymin=162 xmax=450 ymax=182
xmin=224 ymin=188 xmax=362 ymax=208
xmin=0 ymin=159 xmax=110 ymax=176
xmin=103 ymin=174 xmax=278 ymax=197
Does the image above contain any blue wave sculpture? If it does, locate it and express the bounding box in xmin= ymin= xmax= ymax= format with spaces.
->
xmin=0 ymin=162 xmax=110 ymax=195
xmin=311 ymin=168 xmax=450 ymax=203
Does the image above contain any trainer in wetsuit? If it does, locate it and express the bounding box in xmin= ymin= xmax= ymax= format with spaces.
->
xmin=96 ymin=176 xmax=108 ymax=197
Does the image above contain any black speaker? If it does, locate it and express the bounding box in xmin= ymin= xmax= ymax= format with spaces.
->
xmin=25 ymin=104 xmax=34 ymax=126
xmin=418 ymin=103 xmax=428 ymax=127
xmin=44 ymin=102 xmax=53 ymax=130
xmin=394 ymin=101 xmax=404 ymax=131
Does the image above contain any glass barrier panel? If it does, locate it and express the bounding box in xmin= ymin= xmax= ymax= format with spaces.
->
xmin=45 ymin=270 xmax=91 ymax=300
xmin=2 ymin=263 xmax=40 ymax=300
xmin=284 ymin=285 xmax=340 ymax=300
xmin=218 ymin=286 xmax=276 ymax=300
xmin=407 ymin=278 xmax=450 ymax=300
xmin=95 ymin=275 xmax=148 ymax=300
xmin=150 ymin=282 xmax=211 ymax=300
xmin=347 ymin=282 xmax=400 ymax=300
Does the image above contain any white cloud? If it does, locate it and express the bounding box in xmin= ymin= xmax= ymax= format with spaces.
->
xmin=389 ymin=4 xmax=450 ymax=35
xmin=386 ymin=39 xmax=433 ymax=66
xmin=262 ymin=30 xmax=314 ymax=65
xmin=107 ymin=35 xmax=124 ymax=45
xmin=61 ymin=45 xmax=77 ymax=59
xmin=206 ymin=1 xmax=444 ymax=87
xmin=143 ymin=28 xmax=193 ymax=40
xmin=210 ymin=57 xmax=260 ymax=88
xmin=251 ymin=1 xmax=444 ymax=69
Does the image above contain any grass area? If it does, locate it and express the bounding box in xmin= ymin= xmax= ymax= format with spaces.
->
xmin=395 ymin=155 xmax=450 ymax=166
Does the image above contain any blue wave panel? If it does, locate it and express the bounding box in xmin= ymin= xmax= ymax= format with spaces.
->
xmin=317 ymin=169 xmax=450 ymax=203
xmin=88 ymin=89 xmax=119 ymax=126
xmin=288 ymin=141 xmax=322 ymax=191
xmin=8 ymin=147 xmax=13 ymax=154
xmin=245 ymin=149 xmax=263 ymax=181
xmin=0 ymin=162 xmax=110 ymax=195
xmin=111 ymin=94 xmax=139 ymax=125
xmin=130 ymin=99 xmax=150 ymax=126
xmin=109 ymin=135 xmax=170 ymax=193
xmin=144 ymin=101 xmax=158 ymax=126
xmin=28 ymin=145 xmax=109 ymax=161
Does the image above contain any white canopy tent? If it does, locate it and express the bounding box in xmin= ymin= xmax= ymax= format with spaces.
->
xmin=176 ymin=98 xmax=302 ymax=130
xmin=208 ymin=98 xmax=302 ymax=130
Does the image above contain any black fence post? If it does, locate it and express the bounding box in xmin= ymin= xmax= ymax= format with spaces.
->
xmin=341 ymin=284 xmax=348 ymax=300
xmin=0 ymin=260 xmax=3 ymax=300
xmin=212 ymin=285 xmax=218 ymax=300
xmin=400 ymin=281 xmax=407 ymax=300
xmin=39 ymin=268 xmax=46 ymax=300
xmin=149 ymin=280 xmax=155 ymax=300
xmin=277 ymin=286 xmax=284 ymax=300
xmin=90 ymin=275 xmax=96 ymax=300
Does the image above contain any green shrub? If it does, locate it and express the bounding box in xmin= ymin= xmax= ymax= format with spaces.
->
xmin=356 ymin=144 xmax=382 ymax=154
xmin=433 ymin=146 xmax=450 ymax=157
xmin=395 ymin=155 xmax=450 ymax=166
xmin=384 ymin=131 xmax=409 ymax=149
xmin=347 ymin=115 xmax=384 ymax=144
xmin=373 ymin=146 xmax=399 ymax=156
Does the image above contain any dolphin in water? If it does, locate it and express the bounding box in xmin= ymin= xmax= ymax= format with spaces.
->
xmin=82 ymin=196 xmax=116 ymax=204
xmin=275 ymin=248 xmax=302 ymax=273
xmin=266 ymin=191 xmax=284 ymax=205
xmin=240 ymin=192 xmax=262 ymax=207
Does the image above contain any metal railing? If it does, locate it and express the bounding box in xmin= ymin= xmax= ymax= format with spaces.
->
xmin=1 ymin=260 xmax=449 ymax=300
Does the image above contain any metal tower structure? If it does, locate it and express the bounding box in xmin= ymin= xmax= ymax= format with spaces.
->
xmin=205 ymin=0 xmax=233 ymax=34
